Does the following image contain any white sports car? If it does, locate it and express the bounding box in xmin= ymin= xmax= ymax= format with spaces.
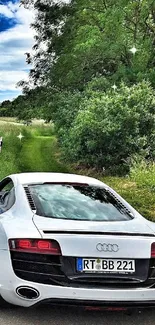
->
xmin=0 ymin=172 xmax=155 ymax=309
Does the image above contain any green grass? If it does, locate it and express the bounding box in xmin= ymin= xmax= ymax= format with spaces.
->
xmin=101 ymin=176 xmax=155 ymax=221
xmin=0 ymin=117 xmax=17 ymax=123
xmin=68 ymin=166 xmax=155 ymax=221
xmin=18 ymin=136 xmax=68 ymax=173
xmin=0 ymin=123 xmax=68 ymax=180
xmin=130 ymin=160 xmax=155 ymax=191
xmin=0 ymin=121 xmax=155 ymax=221
xmin=0 ymin=123 xmax=23 ymax=179
xmin=29 ymin=124 xmax=55 ymax=137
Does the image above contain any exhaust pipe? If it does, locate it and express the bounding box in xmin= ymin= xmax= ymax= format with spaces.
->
xmin=16 ymin=286 xmax=40 ymax=300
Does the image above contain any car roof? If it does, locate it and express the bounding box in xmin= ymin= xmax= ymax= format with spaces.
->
xmin=9 ymin=172 xmax=104 ymax=187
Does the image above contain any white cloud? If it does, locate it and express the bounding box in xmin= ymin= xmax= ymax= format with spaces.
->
xmin=0 ymin=70 xmax=29 ymax=91
xmin=0 ymin=1 xmax=34 ymax=101
xmin=0 ymin=4 xmax=14 ymax=18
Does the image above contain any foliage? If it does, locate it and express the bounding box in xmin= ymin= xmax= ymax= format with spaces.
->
xmin=20 ymin=0 xmax=155 ymax=90
xmin=1 ymin=122 xmax=155 ymax=221
xmin=130 ymin=159 xmax=155 ymax=191
xmin=45 ymin=91 xmax=82 ymax=132
xmin=59 ymin=81 xmax=155 ymax=173
xmin=1 ymin=0 xmax=155 ymax=177
xmin=0 ymin=87 xmax=48 ymax=122
xmin=0 ymin=100 xmax=14 ymax=117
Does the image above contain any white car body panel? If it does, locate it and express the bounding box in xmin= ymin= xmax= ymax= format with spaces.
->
xmin=33 ymin=213 xmax=155 ymax=235
xmin=37 ymin=231 xmax=154 ymax=259
xmin=33 ymin=217 xmax=155 ymax=258
xmin=0 ymin=172 xmax=155 ymax=307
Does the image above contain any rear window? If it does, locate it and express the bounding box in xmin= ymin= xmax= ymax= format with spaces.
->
xmin=29 ymin=183 xmax=133 ymax=222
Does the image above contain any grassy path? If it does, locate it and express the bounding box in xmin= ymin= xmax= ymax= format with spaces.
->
xmin=18 ymin=136 xmax=69 ymax=173
xmin=1 ymin=121 xmax=155 ymax=221
xmin=16 ymin=133 xmax=155 ymax=221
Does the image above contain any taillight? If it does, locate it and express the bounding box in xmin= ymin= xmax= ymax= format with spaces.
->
xmin=151 ymin=243 xmax=155 ymax=258
xmin=9 ymin=239 xmax=61 ymax=255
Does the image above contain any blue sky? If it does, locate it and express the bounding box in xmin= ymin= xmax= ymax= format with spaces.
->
xmin=0 ymin=0 xmax=34 ymax=102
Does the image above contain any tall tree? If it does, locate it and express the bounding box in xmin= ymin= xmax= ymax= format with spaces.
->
xmin=20 ymin=0 xmax=155 ymax=90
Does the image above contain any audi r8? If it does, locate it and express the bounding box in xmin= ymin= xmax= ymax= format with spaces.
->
xmin=0 ymin=172 xmax=155 ymax=309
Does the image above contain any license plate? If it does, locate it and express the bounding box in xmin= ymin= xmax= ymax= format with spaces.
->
xmin=77 ymin=258 xmax=135 ymax=273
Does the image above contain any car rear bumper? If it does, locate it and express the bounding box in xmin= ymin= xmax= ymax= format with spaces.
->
xmin=35 ymin=298 xmax=155 ymax=310
xmin=2 ymin=281 xmax=155 ymax=308
xmin=1 ymin=250 xmax=155 ymax=308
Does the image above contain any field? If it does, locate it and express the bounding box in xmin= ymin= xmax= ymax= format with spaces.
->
xmin=0 ymin=121 xmax=68 ymax=178
xmin=0 ymin=120 xmax=155 ymax=221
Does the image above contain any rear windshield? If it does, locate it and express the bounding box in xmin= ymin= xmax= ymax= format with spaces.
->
xmin=29 ymin=183 xmax=133 ymax=222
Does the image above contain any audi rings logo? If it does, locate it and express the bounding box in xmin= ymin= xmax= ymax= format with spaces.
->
xmin=96 ymin=243 xmax=119 ymax=252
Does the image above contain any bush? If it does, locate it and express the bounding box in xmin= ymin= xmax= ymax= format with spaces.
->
xmin=46 ymin=91 xmax=82 ymax=131
xmin=60 ymin=80 xmax=155 ymax=174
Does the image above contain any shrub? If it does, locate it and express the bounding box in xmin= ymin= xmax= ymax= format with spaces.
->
xmin=60 ymin=80 xmax=155 ymax=174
